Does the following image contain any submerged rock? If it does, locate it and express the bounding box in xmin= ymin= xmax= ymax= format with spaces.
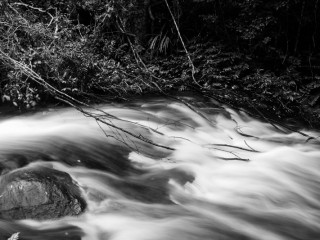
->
xmin=0 ymin=166 xmax=86 ymax=220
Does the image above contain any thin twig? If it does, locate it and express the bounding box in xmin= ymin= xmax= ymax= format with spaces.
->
xmin=207 ymin=143 xmax=259 ymax=152
xmin=219 ymin=157 xmax=250 ymax=162
xmin=168 ymin=95 xmax=215 ymax=125
xmin=56 ymin=97 xmax=175 ymax=151
xmin=11 ymin=2 xmax=46 ymax=12
xmin=201 ymin=90 xmax=319 ymax=142
xmin=163 ymin=0 xmax=201 ymax=87
xmin=244 ymin=140 xmax=257 ymax=152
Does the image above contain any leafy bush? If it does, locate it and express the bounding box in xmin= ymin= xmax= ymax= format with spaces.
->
xmin=0 ymin=0 xmax=156 ymax=108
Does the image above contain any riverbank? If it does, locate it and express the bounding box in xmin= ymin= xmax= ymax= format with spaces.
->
xmin=1 ymin=1 xmax=320 ymax=129
xmin=139 ymin=41 xmax=319 ymax=130
xmin=1 ymin=60 xmax=319 ymax=131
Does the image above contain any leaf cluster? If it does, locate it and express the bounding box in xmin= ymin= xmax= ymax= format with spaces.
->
xmin=0 ymin=0 xmax=156 ymax=108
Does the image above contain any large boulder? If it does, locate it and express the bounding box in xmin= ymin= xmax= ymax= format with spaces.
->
xmin=0 ymin=166 xmax=86 ymax=220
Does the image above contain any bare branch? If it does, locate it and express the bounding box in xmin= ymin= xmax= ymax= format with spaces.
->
xmin=11 ymin=2 xmax=46 ymax=12
xmin=163 ymin=0 xmax=201 ymax=87
xmin=0 ymin=49 xmax=175 ymax=151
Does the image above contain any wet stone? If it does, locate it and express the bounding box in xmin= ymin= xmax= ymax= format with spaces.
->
xmin=0 ymin=166 xmax=86 ymax=220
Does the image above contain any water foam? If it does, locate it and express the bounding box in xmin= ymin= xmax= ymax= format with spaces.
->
xmin=0 ymin=97 xmax=319 ymax=239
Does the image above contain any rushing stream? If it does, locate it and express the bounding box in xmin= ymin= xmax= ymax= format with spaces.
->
xmin=0 ymin=95 xmax=320 ymax=240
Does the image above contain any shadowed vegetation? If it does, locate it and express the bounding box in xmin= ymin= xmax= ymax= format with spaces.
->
xmin=1 ymin=0 xmax=320 ymax=128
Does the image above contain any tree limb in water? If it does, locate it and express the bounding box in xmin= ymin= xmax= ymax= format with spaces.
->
xmin=56 ymin=96 xmax=175 ymax=151
xmin=0 ymin=49 xmax=174 ymax=151
xmin=206 ymin=143 xmax=259 ymax=153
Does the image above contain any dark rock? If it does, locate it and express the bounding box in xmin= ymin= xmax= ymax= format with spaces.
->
xmin=0 ymin=166 xmax=86 ymax=220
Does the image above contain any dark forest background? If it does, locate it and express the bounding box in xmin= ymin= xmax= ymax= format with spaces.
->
xmin=1 ymin=0 xmax=320 ymax=127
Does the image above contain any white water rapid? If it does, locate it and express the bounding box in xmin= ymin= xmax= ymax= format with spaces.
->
xmin=0 ymin=96 xmax=320 ymax=240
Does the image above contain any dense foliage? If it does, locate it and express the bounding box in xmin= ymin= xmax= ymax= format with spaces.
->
xmin=0 ymin=0 xmax=320 ymax=127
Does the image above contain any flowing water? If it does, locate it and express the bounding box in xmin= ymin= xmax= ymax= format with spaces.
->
xmin=0 ymin=95 xmax=320 ymax=240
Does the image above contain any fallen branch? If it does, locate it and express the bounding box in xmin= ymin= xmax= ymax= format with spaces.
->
xmin=200 ymin=89 xmax=319 ymax=142
xmin=207 ymin=143 xmax=259 ymax=152
xmin=57 ymin=97 xmax=174 ymax=151
xmin=0 ymin=49 xmax=175 ymax=151
xmin=219 ymin=157 xmax=250 ymax=162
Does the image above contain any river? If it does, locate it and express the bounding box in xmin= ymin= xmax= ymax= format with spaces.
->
xmin=0 ymin=95 xmax=320 ymax=240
